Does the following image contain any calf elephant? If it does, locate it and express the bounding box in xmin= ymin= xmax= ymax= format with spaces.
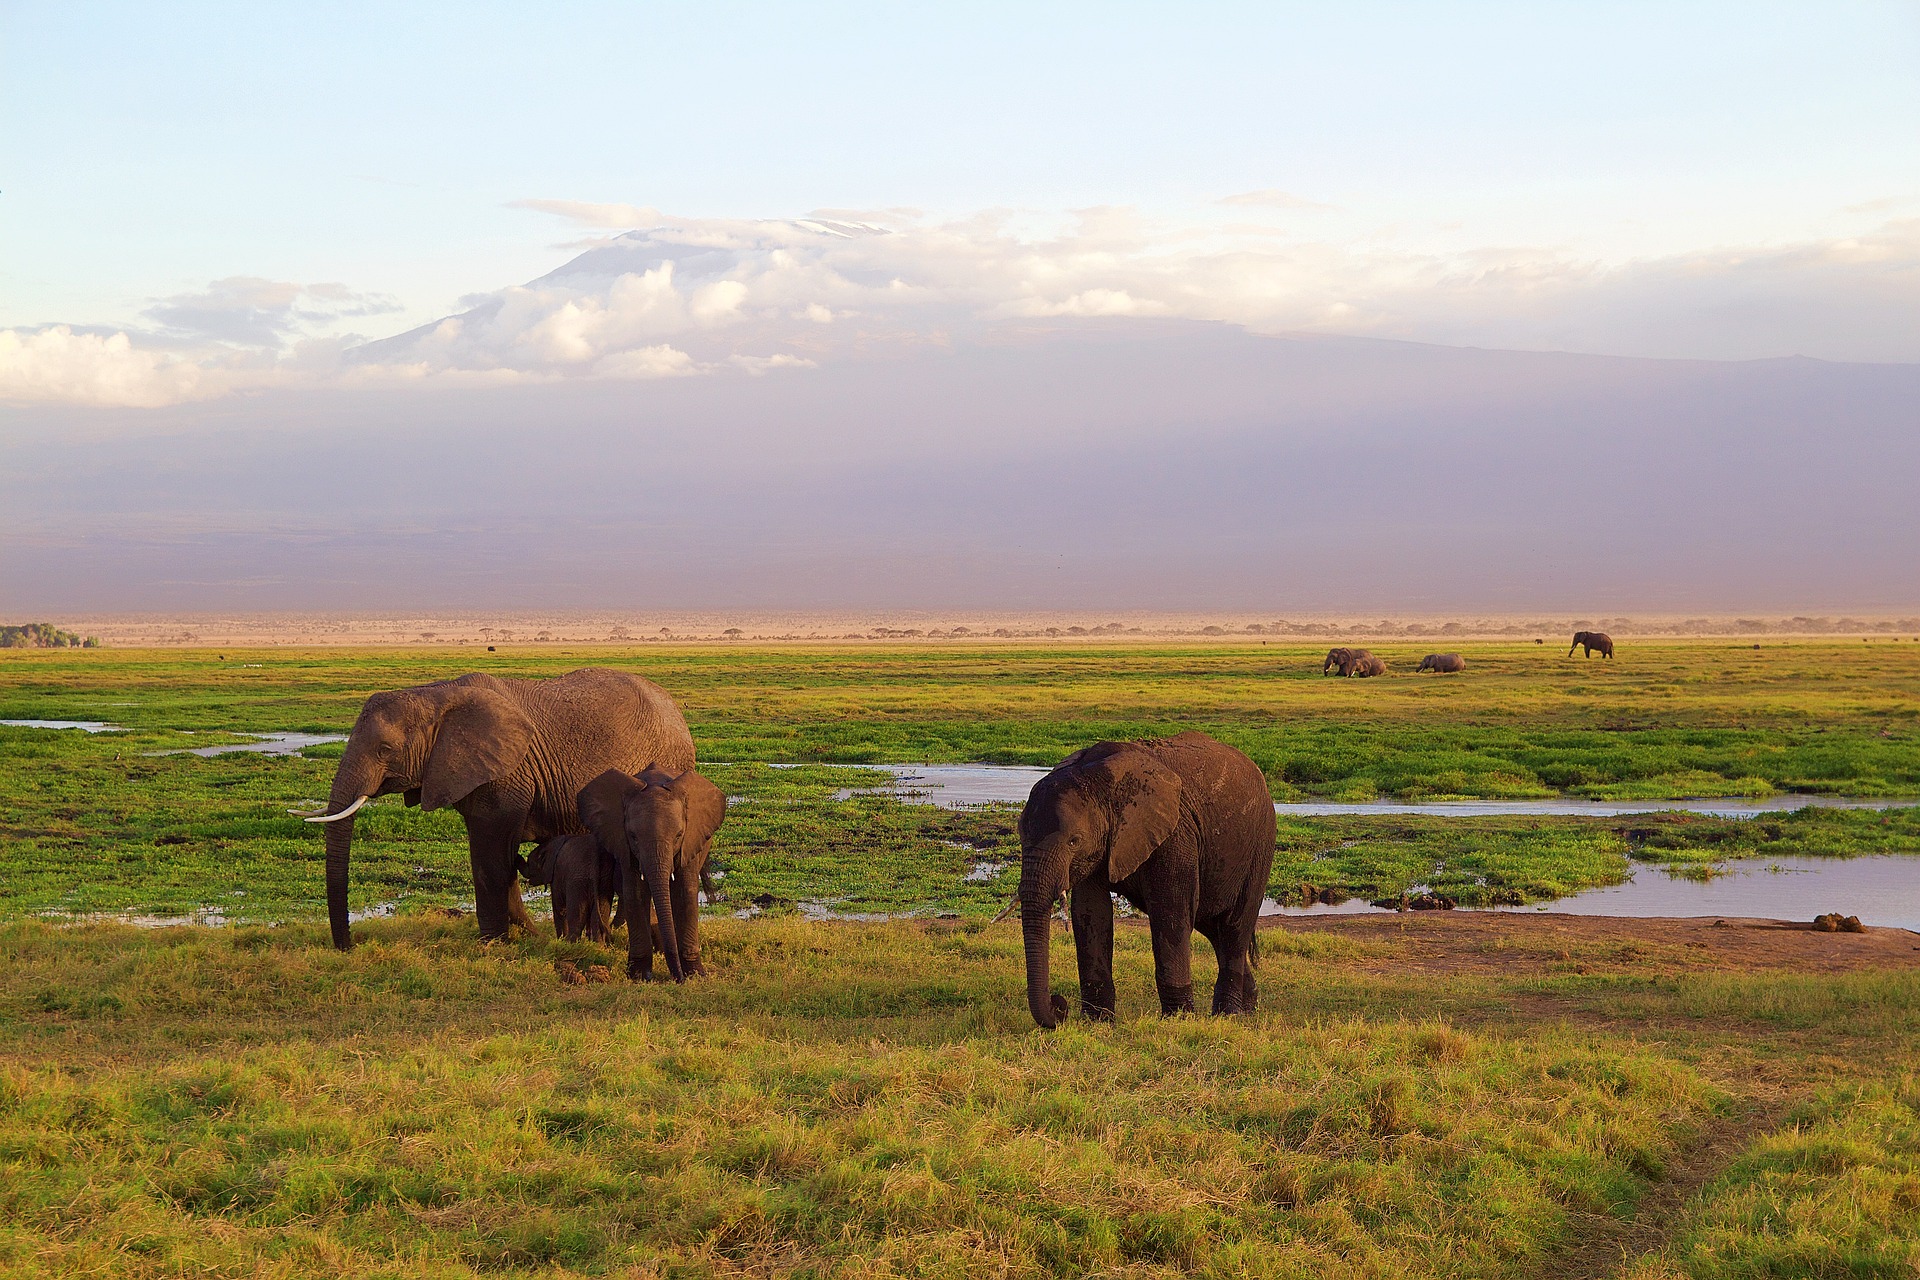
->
xmin=294 ymin=668 xmax=695 ymax=949
xmin=579 ymin=766 xmax=727 ymax=982
xmin=1349 ymin=654 xmax=1387 ymax=677
xmin=527 ymin=834 xmax=620 ymax=943
xmin=1018 ymin=731 xmax=1276 ymax=1028
xmin=1570 ymin=631 xmax=1614 ymax=658
xmin=1417 ymin=653 xmax=1465 ymax=673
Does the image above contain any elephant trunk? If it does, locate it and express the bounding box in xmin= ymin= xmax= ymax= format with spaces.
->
xmin=1022 ymin=906 xmax=1060 ymax=1028
xmin=644 ymin=840 xmax=684 ymax=983
xmin=321 ymin=745 xmax=383 ymax=951
xmin=1019 ymin=840 xmax=1068 ymax=1028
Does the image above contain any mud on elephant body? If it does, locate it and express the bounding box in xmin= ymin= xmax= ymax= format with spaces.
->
xmin=1570 ymin=630 xmax=1615 ymax=658
xmin=298 ymin=668 xmax=694 ymax=950
xmin=578 ymin=766 xmax=727 ymax=982
xmin=1017 ymin=731 xmax=1277 ymax=1028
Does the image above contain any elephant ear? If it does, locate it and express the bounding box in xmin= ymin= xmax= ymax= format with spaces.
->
xmin=420 ymin=686 xmax=535 ymax=810
xmin=1086 ymin=747 xmax=1182 ymax=883
xmin=667 ymin=769 xmax=728 ymax=869
xmin=577 ymin=770 xmax=640 ymax=862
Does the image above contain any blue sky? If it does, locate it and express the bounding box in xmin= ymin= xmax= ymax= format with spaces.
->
xmin=4 ymin=2 xmax=1916 ymax=354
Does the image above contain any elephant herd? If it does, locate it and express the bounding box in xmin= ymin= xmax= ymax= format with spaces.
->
xmin=296 ymin=668 xmax=1274 ymax=1027
xmin=296 ymin=629 xmax=1616 ymax=1026
xmin=1323 ymin=630 xmax=1615 ymax=678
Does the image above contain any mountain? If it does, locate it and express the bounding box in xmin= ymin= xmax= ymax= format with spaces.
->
xmin=3 ymin=318 xmax=1915 ymax=612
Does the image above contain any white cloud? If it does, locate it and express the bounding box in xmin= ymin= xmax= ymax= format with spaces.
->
xmin=593 ymin=345 xmax=699 ymax=379
xmin=8 ymin=208 xmax=1919 ymax=409
xmin=0 ymin=327 xmax=217 ymax=408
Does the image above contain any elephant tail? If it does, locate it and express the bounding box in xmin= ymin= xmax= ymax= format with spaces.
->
xmin=1248 ymin=928 xmax=1260 ymax=969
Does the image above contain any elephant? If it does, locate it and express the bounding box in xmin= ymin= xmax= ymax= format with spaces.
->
xmin=1322 ymin=647 xmax=1356 ymax=675
xmin=1570 ymin=631 xmax=1614 ymax=658
xmin=1018 ymin=731 xmax=1276 ymax=1028
xmin=528 ymin=834 xmax=620 ymax=943
xmin=1416 ymin=653 xmax=1466 ymax=673
xmin=578 ymin=765 xmax=727 ymax=982
xmin=294 ymin=668 xmax=694 ymax=950
xmin=1348 ymin=654 xmax=1387 ymax=677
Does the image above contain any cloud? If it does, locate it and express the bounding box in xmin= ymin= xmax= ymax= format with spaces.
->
xmin=8 ymin=207 xmax=1919 ymax=409
xmin=0 ymin=326 xmax=216 ymax=408
xmin=144 ymin=277 xmax=401 ymax=347
xmin=508 ymin=198 xmax=663 ymax=227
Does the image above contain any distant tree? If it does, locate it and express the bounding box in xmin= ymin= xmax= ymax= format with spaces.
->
xmin=0 ymin=622 xmax=97 ymax=648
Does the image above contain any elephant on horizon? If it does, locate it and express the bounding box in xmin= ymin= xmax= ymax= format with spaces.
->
xmin=1324 ymin=647 xmax=1373 ymax=676
xmin=295 ymin=668 xmax=695 ymax=949
xmin=1349 ymin=654 xmax=1387 ymax=677
xmin=579 ymin=766 xmax=727 ymax=982
xmin=1570 ymin=631 xmax=1615 ymax=658
xmin=1017 ymin=732 xmax=1276 ymax=1028
xmin=1417 ymin=653 xmax=1466 ymax=673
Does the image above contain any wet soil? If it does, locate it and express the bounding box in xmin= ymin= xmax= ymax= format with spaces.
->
xmin=1259 ymin=910 xmax=1920 ymax=976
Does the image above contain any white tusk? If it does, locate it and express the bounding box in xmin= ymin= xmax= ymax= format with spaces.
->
xmin=302 ymin=794 xmax=370 ymax=823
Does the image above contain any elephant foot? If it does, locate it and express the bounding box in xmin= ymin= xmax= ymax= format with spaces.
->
xmin=1080 ymin=983 xmax=1117 ymax=1022
xmin=1157 ymin=983 xmax=1195 ymax=1016
xmin=627 ymin=960 xmax=655 ymax=982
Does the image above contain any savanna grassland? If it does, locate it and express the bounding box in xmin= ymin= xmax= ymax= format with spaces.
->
xmin=1 ymin=640 xmax=1918 ymax=1277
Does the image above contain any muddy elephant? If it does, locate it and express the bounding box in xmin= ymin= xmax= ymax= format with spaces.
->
xmin=578 ymin=766 xmax=727 ymax=982
xmin=1018 ymin=731 xmax=1276 ymax=1028
xmin=1417 ymin=653 xmax=1465 ymax=673
xmin=1348 ymin=654 xmax=1387 ymax=677
xmin=294 ymin=668 xmax=694 ymax=949
xmin=1570 ymin=631 xmax=1614 ymax=658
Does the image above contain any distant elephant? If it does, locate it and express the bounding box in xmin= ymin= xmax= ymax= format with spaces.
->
xmin=579 ymin=766 xmax=727 ymax=982
xmin=1348 ymin=654 xmax=1387 ymax=677
xmin=1570 ymin=631 xmax=1614 ymax=658
xmin=295 ymin=669 xmax=695 ymax=949
xmin=1417 ymin=653 xmax=1466 ymax=673
xmin=1018 ymin=731 xmax=1276 ymax=1028
xmin=528 ymin=834 xmax=620 ymax=943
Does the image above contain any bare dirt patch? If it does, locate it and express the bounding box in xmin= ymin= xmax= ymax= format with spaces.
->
xmin=1261 ymin=911 xmax=1920 ymax=978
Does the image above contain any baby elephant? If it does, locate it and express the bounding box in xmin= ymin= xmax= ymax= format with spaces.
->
xmin=1416 ymin=653 xmax=1466 ymax=673
xmin=579 ymin=766 xmax=727 ymax=982
xmin=1348 ymin=654 xmax=1387 ymax=677
xmin=1570 ymin=630 xmax=1614 ymax=658
xmin=545 ymin=836 xmax=618 ymax=948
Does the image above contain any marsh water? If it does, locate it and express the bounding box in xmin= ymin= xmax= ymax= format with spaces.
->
xmin=862 ymin=763 xmax=1916 ymax=819
xmin=0 ymin=720 xmax=346 ymax=756
xmin=1263 ymin=855 xmax=1920 ymax=933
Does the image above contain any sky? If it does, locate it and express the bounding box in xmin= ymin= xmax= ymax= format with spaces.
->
xmin=2 ymin=3 xmax=1917 ymax=613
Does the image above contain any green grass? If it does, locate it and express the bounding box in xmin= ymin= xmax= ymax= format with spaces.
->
xmin=4 ymin=641 xmax=1920 ymax=1273
xmin=1626 ymin=1079 xmax=1920 ymax=1279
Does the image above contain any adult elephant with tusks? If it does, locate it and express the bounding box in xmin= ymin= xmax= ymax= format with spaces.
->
xmin=292 ymin=668 xmax=695 ymax=949
xmin=1018 ymin=731 xmax=1276 ymax=1028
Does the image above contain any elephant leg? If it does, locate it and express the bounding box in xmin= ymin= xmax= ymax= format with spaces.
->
xmin=465 ymin=817 xmax=524 ymax=942
xmin=1199 ymin=918 xmax=1257 ymax=1016
xmin=1147 ymin=916 xmax=1196 ymax=1016
xmin=671 ymin=871 xmax=704 ymax=977
xmin=1069 ymin=880 xmax=1117 ymax=1021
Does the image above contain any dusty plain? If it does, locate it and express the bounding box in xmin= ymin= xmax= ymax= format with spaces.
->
xmin=0 ymin=639 xmax=1916 ymax=1277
